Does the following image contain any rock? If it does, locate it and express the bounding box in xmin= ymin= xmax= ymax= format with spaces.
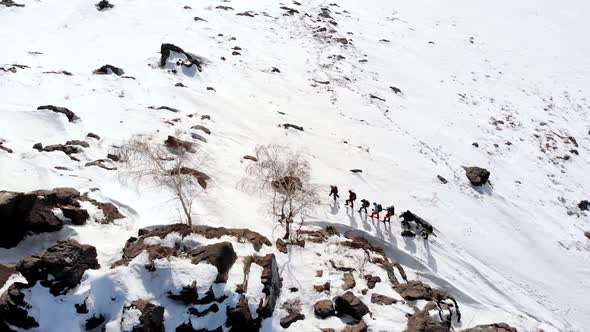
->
xmin=0 ymin=143 xmax=13 ymax=153
xmin=371 ymin=293 xmax=397 ymax=305
xmin=165 ymin=135 xmax=195 ymax=153
xmin=0 ymin=283 xmax=38 ymax=329
xmin=0 ymin=264 xmax=16 ymax=289
xmin=343 ymin=320 xmax=368 ymax=332
xmin=17 ymin=239 xmax=100 ymax=295
xmin=107 ymin=153 xmax=121 ymax=162
xmin=237 ymin=11 xmax=255 ymax=17
xmin=175 ymin=82 xmax=187 ymax=87
xmin=95 ymin=0 xmax=113 ymax=11
xmin=342 ymin=272 xmax=356 ymax=290
xmin=437 ymin=175 xmax=448 ymax=184
xmin=85 ymin=159 xmax=117 ymax=171
xmin=585 ymin=231 xmax=590 ymax=240
xmin=364 ymin=274 xmax=381 ymax=289
xmin=253 ymin=254 xmax=281 ymax=318
xmin=341 ymin=234 xmax=385 ymax=256
xmin=276 ymin=238 xmax=288 ymax=253
xmin=390 ymin=86 xmax=403 ymax=94
xmin=283 ymin=123 xmax=304 ymax=131
xmin=191 ymin=225 xmax=271 ymax=251
xmin=395 ymin=280 xmax=433 ymax=301
xmin=243 ymin=155 xmax=258 ymax=162
xmin=191 ymin=133 xmax=208 ymax=143
xmin=579 ymin=200 xmax=589 ymax=211
xmin=80 ymin=194 xmax=124 ymax=224
xmin=160 ymin=43 xmax=205 ymax=72
xmin=289 ymin=287 xmax=298 ymax=292
xmin=314 ymin=282 xmax=331 ymax=293
xmin=280 ymin=312 xmax=305 ymax=328
xmin=333 ymin=291 xmax=369 ymax=321
xmin=65 ymin=139 xmax=89 ymax=148
xmin=61 ymin=206 xmax=89 ymax=225
xmin=194 ymin=16 xmax=207 ymax=22
xmin=316 ymin=270 xmax=323 ymax=277
xmin=369 ymin=94 xmax=386 ymax=102
xmin=93 ymin=64 xmax=124 ymax=76
xmin=464 ymin=166 xmax=490 ymax=186
xmin=314 ymin=299 xmax=335 ymax=318
xmin=462 ymin=322 xmax=518 ymax=332
xmin=191 ymin=125 xmax=211 ymax=135
xmin=149 ymin=105 xmax=180 ymax=113
xmin=226 ymin=295 xmax=259 ymax=331
xmin=125 ymin=300 xmax=165 ymax=332
xmin=37 ymin=105 xmax=78 ymax=122
xmin=186 ymin=242 xmax=237 ymax=283
xmin=188 ymin=303 xmax=219 ymax=317
xmin=36 ymin=143 xmax=83 ymax=156
xmin=87 ymin=132 xmax=101 ymax=140
xmin=216 ymin=5 xmax=234 ymax=10
xmin=350 ymin=169 xmax=363 ymax=173
xmin=405 ymin=305 xmax=449 ymax=332
xmin=75 ymin=299 xmax=89 ymax=314
xmin=85 ymin=314 xmax=105 ymax=330
xmin=170 ymin=167 xmax=210 ymax=189
xmin=271 ymin=67 xmax=280 ymax=73
xmin=43 ymin=70 xmax=73 ymax=76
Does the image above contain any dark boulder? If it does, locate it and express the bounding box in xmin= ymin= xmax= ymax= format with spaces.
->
xmin=0 ymin=283 xmax=38 ymax=329
xmin=343 ymin=320 xmax=368 ymax=332
xmin=93 ymin=64 xmax=124 ymax=76
xmin=124 ymin=300 xmax=165 ymax=332
xmin=160 ymin=43 xmax=205 ymax=72
xmin=37 ymin=105 xmax=78 ymax=122
xmin=61 ymin=206 xmax=89 ymax=225
xmin=314 ymin=299 xmax=335 ymax=318
xmin=371 ymin=293 xmax=397 ymax=305
xmin=17 ymin=239 xmax=100 ymax=295
xmin=342 ymin=271 xmax=356 ymax=290
xmin=165 ymin=135 xmax=195 ymax=153
xmin=253 ymin=254 xmax=281 ymax=319
xmin=0 ymin=264 xmax=16 ymax=289
xmin=579 ymin=200 xmax=589 ymax=211
xmin=85 ymin=314 xmax=105 ymax=330
xmin=186 ymin=242 xmax=237 ymax=283
xmin=333 ymin=291 xmax=369 ymax=321
xmin=226 ymin=295 xmax=259 ymax=331
xmin=170 ymin=167 xmax=210 ymax=189
xmin=276 ymin=238 xmax=288 ymax=253
xmin=95 ymin=0 xmax=113 ymax=11
xmin=364 ymin=274 xmax=381 ymax=289
xmin=280 ymin=312 xmax=305 ymax=328
xmin=464 ymin=166 xmax=490 ymax=186
xmin=405 ymin=303 xmax=450 ymax=332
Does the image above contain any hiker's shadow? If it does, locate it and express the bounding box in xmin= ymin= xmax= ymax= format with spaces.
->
xmin=330 ymin=200 xmax=340 ymax=215
xmin=402 ymin=228 xmax=417 ymax=254
xmin=423 ymin=238 xmax=438 ymax=272
xmin=346 ymin=207 xmax=358 ymax=228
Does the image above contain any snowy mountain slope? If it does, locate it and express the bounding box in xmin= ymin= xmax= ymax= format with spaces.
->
xmin=1 ymin=0 xmax=589 ymax=331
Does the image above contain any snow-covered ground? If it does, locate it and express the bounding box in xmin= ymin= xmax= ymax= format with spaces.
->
xmin=1 ymin=0 xmax=589 ymax=331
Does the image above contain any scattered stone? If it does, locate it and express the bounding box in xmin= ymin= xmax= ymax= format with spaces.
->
xmin=369 ymin=94 xmax=386 ymax=102
xmin=271 ymin=67 xmax=281 ymax=73
xmin=371 ymin=293 xmax=397 ymax=305
xmin=334 ymin=37 xmax=349 ymax=44
xmin=232 ymin=51 xmax=241 ymax=56
xmin=0 ymin=264 xmax=16 ymax=289
xmin=463 ymin=322 xmax=517 ymax=332
xmin=107 ymin=153 xmax=121 ymax=162
xmin=437 ymin=175 xmax=448 ymax=184
xmin=160 ymin=43 xmax=205 ymax=72
xmin=191 ymin=133 xmax=208 ymax=143
xmin=472 ymin=142 xmax=479 ymax=147
xmin=350 ymin=169 xmax=363 ymax=173
xmin=37 ymin=105 xmax=78 ymax=122
xmin=87 ymin=132 xmax=100 ymax=140
xmin=75 ymin=299 xmax=89 ymax=314
xmin=43 ymin=70 xmax=73 ymax=76
xmin=343 ymin=320 xmax=368 ymax=332
xmin=405 ymin=303 xmax=449 ymax=332
xmin=191 ymin=124 xmax=211 ymax=135
xmin=175 ymin=82 xmax=186 ymax=87
xmin=216 ymin=5 xmax=234 ymax=10
xmin=314 ymin=282 xmax=331 ymax=293
xmin=0 ymin=0 xmax=24 ymax=8
xmin=165 ymin=135 xmax=195 ymax=153
xmin=201 ymin=115 xmax=211 ymax=120
xmin=95 ymin=0 xmax=113 ymax=11
xmin=194 ymin=16 xmax=207 ymax=22
xmin=243 ymin=155 xmax=258 ymax=162
xmin=93 ymin=64 xmax=124 ymax=76
xmin=276 ymin=238 xmax=288 ymax=253
xmin=0 ymin=144 xmax=13 ymax=153
xmin=80 ymin=194 xmax=124 ymax=224
xmin=585 ymin=231 xmax=590 ymax=240
xmin=226 ymin=295 xmax=259 ymax=331
xmin=280 ymin=6 xmax=299 ymax=15
xmin=333 ymin=291 xmax=369 ymax=321
xmin=85 ymin=159 xmax=117 ymax=171
xmin=579 ymin=200 xmax=589 ymax=211
xmin=65 ymin=140 xmax=89 ymax=148
xmin=342 ymin=272 xmax=356 ymax=290
xmin=314 ymin=299 xmax=335 ymax=318
xmin=206 ymin=86 xmax=216 ymax=91
xmin=149 ymin=105 xmax=180 ymax=113
xmin=464 ymin=166 xmax=491 ymax=186
xmin=283 ymin=123 xmax=304 ymax=131
xmin=17 ymin=239 xmax=100 ymax=295
xmin=390 ymin=86 xmax=403 ymax=94
xmin=316 ymin=270 xmax=323 ymax=277
xmin=170 ymin=167 xmax=210 ymax=189
xmin=237 ymin=11 xmax=255 ymax=17
xmin=280 ymin=312 xmax=305 ymax=328
xmin=364 ymin=275 xmax=381 ymax=289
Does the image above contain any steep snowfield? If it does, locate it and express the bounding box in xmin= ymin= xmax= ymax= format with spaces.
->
xmin=1 ymin=0 xmax=589 ymax=331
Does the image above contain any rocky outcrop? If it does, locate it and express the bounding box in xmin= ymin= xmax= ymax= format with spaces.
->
xmin=462 ymin=322 xmax=518 ymax=332
xmin=226 ymin=295 xmax=259 ymax=331
xmin=276 ymin=238 xmax=288 ymax=253
xmin=280 ymin=312 xmax=305 ymax=328
xmin=164 ymin=135 xmax=195 ymax=153
xmin=254 ymin=254 xmax=281 ymax=318
xmin=17 ymin=239 xmax=100 ymax=295
xmin=93 ymin=64 xmax=124 ymax=76
xmin=405 ymin=302 xmax=450 ymax=332
xmin=333 ymin=291 xmax=369 ymax=321
xmin=37 ymin=105 xmax=78 ymax=122
xmin=0 ymin=264 xmax=16 ymax=289
xmin=464 ymin=166 xmax=490 ymax=186
xmin=371 ymin=293 xmax=397 ymax=305
xmin=0 ymin=283 xmax=38 ymax=329
xmin=160 ymin=43 xmax=205 ymax=72
xmin=187 ymin=242 xmax=237 ymax=283
xmin=579 ymin=200 xmax=589 ymax=211
xmin=314 ymin=299 xmax=335 ymax=318
xmin=122 ymin=300 xmax=165 ymax=332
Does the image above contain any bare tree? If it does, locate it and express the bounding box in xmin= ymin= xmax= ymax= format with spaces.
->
xmin=244 ymin=144 xmax=320 ymax=239
xmin=115 ymin=134 xmax=207 ymax=226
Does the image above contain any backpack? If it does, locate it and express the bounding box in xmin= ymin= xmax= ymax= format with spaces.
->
xmin=350 ymin=192 xmax=357 ymax=200
xmin=376 ymin=204 xmax=383 ymax=212
xmin=388 ymin=206 xmax=395 ymax=214
xmin=363 ymin=200 xmax=370 ymax=207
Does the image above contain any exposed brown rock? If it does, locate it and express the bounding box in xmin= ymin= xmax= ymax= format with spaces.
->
xmin=0 ymin=283 xmax=38 ymax=329
xmin=371 ymin=293 xmax=397 ymax=305
xmin=276 ymin=238 xmax=288 ymax=253
xmin=0 ymin=264 xmax=16 ymax=289
xmin=187 ymin=242 xmax=237 ymax=283
xmin=314 ymin=282 xmax=330 ymax=293
xmin=364 ymin=274 xmax=381 ymax=289
xmin=462 ymin=322 xmax=517 ymax=332
xmin=333 ymin=291 xmax=369 ymax=321
xmin=342 ymin=271 xmax=356 ymax=290
xmin=464 ymin=166 xmax=490 ymax=186
xmin=37 ymin=105 xmax=78 ymax=122
xmin=314 ymin=299 xmax=335 ymax=318
xmin=343 ymin=320 xmax=368 ymax=332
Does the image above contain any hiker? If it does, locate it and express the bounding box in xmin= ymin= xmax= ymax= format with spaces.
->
xmin=370 ymin=202 xmax=383 ymax=220
xmin=383 ymin=205 xmax=395 ymax=222
xmin=345 ymin=190 xmax=357 ymax=208
xmin=358 ymin=199 xmax=370 ymax=214
xmin=329 ymin=185 xmax=339 ymax=202
xmin=420 ymin=224 xmax=433 ymax=240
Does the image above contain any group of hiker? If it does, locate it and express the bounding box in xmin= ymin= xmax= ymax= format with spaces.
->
xmin=329 ymin=185 xmax=433 ymax=240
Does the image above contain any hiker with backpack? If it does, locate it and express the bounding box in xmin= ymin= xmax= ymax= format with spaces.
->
xmin=370 ymin=202 xmax=383 ymax=220
xmin=329 ymin=185 xmax=339 ymax=202
xmin=420 ymin=224 xmax=433 ymax=240
xmin=345 ymin=190 xmax=357 ymax=208
xmin=358 ymin=199 xmax=370 ymax=214
xmin=383 ymin=205 xmax=395 ymax=222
